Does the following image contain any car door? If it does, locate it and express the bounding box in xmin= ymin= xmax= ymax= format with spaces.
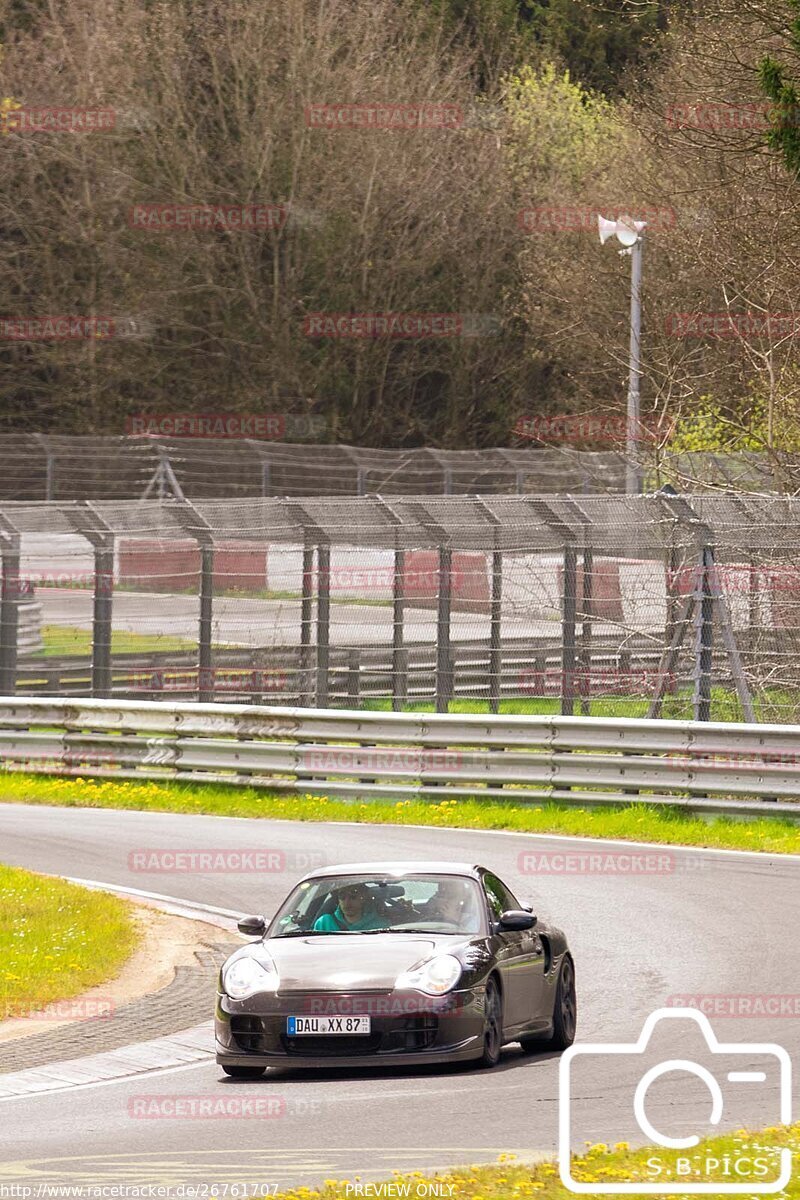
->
xmin=481 ymin=870 xmax=545 ymax=1032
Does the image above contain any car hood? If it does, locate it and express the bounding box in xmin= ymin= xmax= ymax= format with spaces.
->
xmin=257 ymin=934 xmax=463 ymax=991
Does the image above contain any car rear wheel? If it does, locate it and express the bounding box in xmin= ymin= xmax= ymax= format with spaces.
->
xmin=478 ymin=976 xmax=503 ymax=1068
xmin=221 ymin=1064 xmax=266 ymax=1079
xmin=520 ymin=955 xmax=577 ymax=1053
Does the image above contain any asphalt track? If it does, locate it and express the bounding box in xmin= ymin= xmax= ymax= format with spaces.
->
xmin=36 ymin=587 xmax=622 ymax=647
xmin=1 ymin=802 xmax=798 ymax=1190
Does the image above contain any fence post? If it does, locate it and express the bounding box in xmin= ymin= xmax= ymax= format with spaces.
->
xmin=34 ymin=435 xmax=55 ymax=500
xmin=174 ymin=501 xmax=215 ymax=702
xmin=287 ymin=502 xmax=329 ymax=706
xmin=198 ymin=546 xmax=214 ymax=701
xmin=373 ymin=496 xmax=407 ymax=713
xmin=395 ymin=645 xmax=409 ymax=707
xmin=66 ymin=504 xmax=115 ymax=699
xmin=92 ymin=544 xmax=114 ymax=698
xmin=0 ymin=516 xmax=21 ymax=695
xmin=579 ymin=545 xmax=593 ymax=715
xmin=347 ymin=649 xmax=360 ymax=704
xmin=301 ymin=544 xmax=314 ymax=704
xmin=392 ymin=549 xmax=406 ymax=711
xmin=316 ymin=543 xmax=330 ymax=706
xmin=692 ymin=546 xmax=714 ymax=722
xmin=562 ymin=543 xmax=578 ymax=716
xmin=436 ymin=547 xmax=453 ymax=712
xmin=523 ymin=499 xmax=578 ymax=717
xmin=474 ymin=497 xmax=503 ymax=714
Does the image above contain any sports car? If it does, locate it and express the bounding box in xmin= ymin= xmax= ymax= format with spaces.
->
xmin=215 ymin=860 xmax=576 ymax=1076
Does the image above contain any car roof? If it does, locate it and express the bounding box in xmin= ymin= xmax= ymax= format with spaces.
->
xmin=299 ymin=861 xmax=484 ymax=882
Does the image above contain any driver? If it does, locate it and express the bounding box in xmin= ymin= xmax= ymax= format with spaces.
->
xmin=313 ymin=882 xmax=385 ymax=932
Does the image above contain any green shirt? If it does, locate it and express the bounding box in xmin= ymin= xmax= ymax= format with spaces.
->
xmin=313 ymin=905 xmax=384 ymax=932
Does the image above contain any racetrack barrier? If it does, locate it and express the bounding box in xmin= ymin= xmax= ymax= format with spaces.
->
xmin=1 ymin=696 xmax=799 ymax=817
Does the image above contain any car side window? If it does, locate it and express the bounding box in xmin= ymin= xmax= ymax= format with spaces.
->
xmin=482 ymin=871 xmax=521 ymax=921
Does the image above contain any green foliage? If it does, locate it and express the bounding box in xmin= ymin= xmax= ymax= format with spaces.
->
xmin=668 ymin=394 xmax=800 ymax=453
xmin=524 ymin=0 xmax=677 ymax=96
xmin=271 ymin=1127 xmax=800 ymax=1200
xmin=415 ymin=0 xmax=539 ymax=86
xmin=3 ymin=770 xmax=800 ymax=855
xmin=0 ymin=863 xmax=138 ymax=1019
xmin=759 ymin=0 xmax=800 ymax=176
xmin=417 ymin=0 xmax=682 ymax=96
xmin=668 ymin=397 xmax=766 ymax=453
xmin=501 ymin=61 xmax=617 ymax=186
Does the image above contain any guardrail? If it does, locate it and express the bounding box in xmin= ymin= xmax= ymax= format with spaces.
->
xmin=13 ymin=634 xmax=674 ymax=703
xmin=1 ymin=697 xmax=800 ymax=818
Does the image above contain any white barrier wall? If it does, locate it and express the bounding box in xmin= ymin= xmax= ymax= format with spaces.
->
xmin=14 ymin=537 xmax=781 ymax=633
xmin=267 ymin=545 xmax=397 ymax=600
xmin=20 ymin=533 xmax=100 ymax=586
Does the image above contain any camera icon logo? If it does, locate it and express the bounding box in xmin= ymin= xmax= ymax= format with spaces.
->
xmin=559 ymin=1007 xmax=792 ymax=1194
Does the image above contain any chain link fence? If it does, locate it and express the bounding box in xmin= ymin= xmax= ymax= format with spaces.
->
xmin=1 ymin=491 xmax=799 ymax=722
xmin=0 ymin=435 xmax=795 ymax=499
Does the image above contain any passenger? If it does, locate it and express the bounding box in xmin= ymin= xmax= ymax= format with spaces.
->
xmin=313 ymin=882 xmax=384 ymax=932
xmin=423 ymin=880 xmax=472 ymax=928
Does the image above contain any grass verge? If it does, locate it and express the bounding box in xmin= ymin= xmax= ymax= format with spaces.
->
xmin=2 ymin=773 xmax=800 ymax=854
xmin=270 ymin=1126 xmax=797 ymax=1199
xmin=0 ymin=862 xmax=140 ymax=1019
xmin=363 ymin=685 xmax=800 ymax=723
xmin=38 ymin=625 xmax=197 ymax=657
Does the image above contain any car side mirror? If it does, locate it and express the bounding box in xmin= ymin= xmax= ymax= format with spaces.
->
xmin=498 ymin=909 xmax=536 ymax=931
xmin=237 ymin=914 xmax=267 ymax=938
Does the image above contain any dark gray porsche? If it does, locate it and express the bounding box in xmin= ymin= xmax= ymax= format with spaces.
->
xmin=215 ymin=861 xmax=576 ymax=1076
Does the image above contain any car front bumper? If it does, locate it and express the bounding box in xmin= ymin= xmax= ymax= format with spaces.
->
xmin=215 ymin=986 xmax=485 ymax=1069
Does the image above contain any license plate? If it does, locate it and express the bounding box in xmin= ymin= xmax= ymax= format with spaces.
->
xmin=286 ymin=1015 xmax=371 ymax=1035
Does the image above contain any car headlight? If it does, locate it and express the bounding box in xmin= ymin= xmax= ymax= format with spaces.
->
xmin=395 ymin=953 xmax=462 ymax=996
xmin=222 ymin=955 xmax=278 ymax=1000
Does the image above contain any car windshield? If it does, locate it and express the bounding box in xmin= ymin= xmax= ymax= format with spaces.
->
xmin=270 ymin=873 xmax=486 ymax=937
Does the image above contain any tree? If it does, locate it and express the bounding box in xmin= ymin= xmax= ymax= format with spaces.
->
xmin=524 ymin=0 xmax=687 ymax=96
xmin=759 ymin=0 xmax=800 ymax=177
